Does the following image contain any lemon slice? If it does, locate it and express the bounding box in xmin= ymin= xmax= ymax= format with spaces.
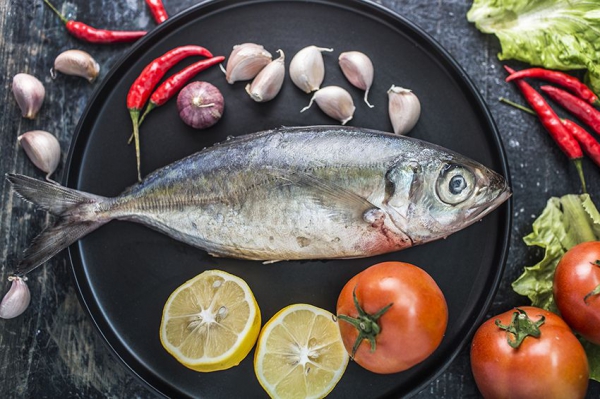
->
xmin=254 ymin=304 xmax=349 ymax=399
xmin=159 ymin=269 xmax=261 ymax=372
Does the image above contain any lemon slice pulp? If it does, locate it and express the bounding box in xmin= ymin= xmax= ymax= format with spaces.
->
xmin=254 ymin=304 xmax=349 ymax=399
xmin=159 ymin=269 xmax=261 ymax=372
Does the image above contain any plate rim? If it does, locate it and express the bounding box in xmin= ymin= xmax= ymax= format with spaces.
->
xmin=64 ymin=0 xmax=513 ymax=397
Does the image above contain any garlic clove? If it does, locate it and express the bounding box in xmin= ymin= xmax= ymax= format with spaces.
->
xmin=0 ymin=276 xmax=31 ymax=319
xmin=387 ymin=85 xmax=421 ymax=135
xmin=12 ymin=73 xmax=45 ymax=119
xmin=339 ymin=51 xmax=374 ymax=108
xmin=289 ymin=45 xmax=333 ymax=93
xmin=224 ymin=43 xmax=272 ymax=84
xmin=301 ymin=85 xmax=355 ymax=125
xmin=51 ymin=49 xmax=100 ymax=83
xmin=18 ymin=130 xmax=61 ymax=181
xmin=245 ymin=49 xmax=285 ymax=102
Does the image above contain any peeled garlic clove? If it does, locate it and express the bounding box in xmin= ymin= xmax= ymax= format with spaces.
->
xmin=339 ymin=51 xmax=374 ymax=108
xmin=245 ymin=50 xmax=285 ymax=102
xmin=0 ymin=276 xmax=30 ymax=319
xmin=301 ymin=86 xmax=355 ymax=125
xmin=388 ymin=85 xmax=421 ymax=135
xmin=12 ymin=73 xmax=45 ymax=119
xmin=289 ymin=45 xmax=333 ymax=93
xmin=224 ymin=43 xmax=272 ymax=84
xmin=18 ymin=130 xmax=61 ymax=180
xmin=51 ymin=49 xmax=100 ymax=83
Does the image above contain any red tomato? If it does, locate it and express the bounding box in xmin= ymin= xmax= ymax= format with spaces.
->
xmin=554 ymin=241 xmax=600 ymax=345
xmin=470 ymin=306 xmax=589 ymax=399
xmin=336 ymin=261 xmax=448 ymax=374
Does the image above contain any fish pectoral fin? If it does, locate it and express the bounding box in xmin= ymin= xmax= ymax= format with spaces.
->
xmin=265 ymin=167 xmax=379 ymax=223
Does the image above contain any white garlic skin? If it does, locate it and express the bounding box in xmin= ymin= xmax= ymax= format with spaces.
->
xmin=339 ymin=51 xmax=374 ymax=108
xmin=12 ymin=73 xmax=45 ymax=119
xmin=18 ymin=130 xmax=61 ymax=180
xmin=225 ymin=43 xmax=272 ymax=84
xmin=52 ymin=49 xmax=100 ymax=83
xmin=387 ymin=85 xmax=421 ymax=135
xmin=0 ymin=277 xmax=31 ymax=319
xmin=245 ymin=50 xmax=285 ymax=102
xmin=289 ymin=45 xmax=333 ymax=93
xmin=301 ymin=85 xmax=355 ymax=125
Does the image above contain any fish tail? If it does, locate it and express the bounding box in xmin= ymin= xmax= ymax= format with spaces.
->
xmin=6 ymin=174 xmax=110 ymax=276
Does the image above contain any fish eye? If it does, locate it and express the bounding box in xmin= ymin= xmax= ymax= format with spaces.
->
xmin=436 ymin=163 xmax=475 ymax=205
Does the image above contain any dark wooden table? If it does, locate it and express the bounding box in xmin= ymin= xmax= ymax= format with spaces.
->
xmin=1 ymin=0 xmax=599 ymax=397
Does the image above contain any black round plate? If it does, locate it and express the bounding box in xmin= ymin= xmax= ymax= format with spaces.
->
xmin=65 ymin=0 xmax=512 ymax=397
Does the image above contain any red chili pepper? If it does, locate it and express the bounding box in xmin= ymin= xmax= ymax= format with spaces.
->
xmin=44 ymin=0 xmax=146 ymax=43
xmin=504 ymin=66 xmax=586 ymax=192
xmin=146 ymin=0 xmax=169 ymax=24
xmin=506 ymin=67 xmax=599 ymax=106
xmin=127 ymin=45 xmax=213 ymax=181
xmin=500 ymin=97 xmax=600 ymax=168
xmin=562 ymin=119 xmax=600 ymax=168
xmin=540 ymin=85 xmax=600 ymax=136
xmin=139 ymin=55 xmax=225 ymax=124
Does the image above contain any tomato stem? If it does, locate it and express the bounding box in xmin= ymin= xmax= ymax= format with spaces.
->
xmin=495 ymin=308 xmax=545 ymax=349
xmin=584 ymin=261 xmax=600 ymax=304
xmin=337 ymin=287 xmax=392 ymax=359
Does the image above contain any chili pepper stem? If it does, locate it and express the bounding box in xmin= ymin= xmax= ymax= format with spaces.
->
xmin=43 ymin=0 xmax=69 ymax=24
xmin=139 ymin=102 xmax=156 ymax=126
xmin=129 ymin=110 xmax=142 ymax=182
xmin=499 ymin=97 xmax=536 ymax=116
xmin=500 ymin=97 xmax=588 ymax=193
xmin=573 ymin=158 xmax=587 ymax=194
xmin=126 ymin=102 xmax=156 ymax=144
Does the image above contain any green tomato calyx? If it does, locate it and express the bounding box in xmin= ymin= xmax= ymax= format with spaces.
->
xmin=495 ymin=308 xmax=545 ymax=349
xmin=584 ymin=260 xmax=600 ymax=304
xmin=337 ymin=287 xmax=392 ymax=359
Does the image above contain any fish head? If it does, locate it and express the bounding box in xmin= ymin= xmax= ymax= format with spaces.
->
xmin=383 ymin=149 xmax=511 ymax=244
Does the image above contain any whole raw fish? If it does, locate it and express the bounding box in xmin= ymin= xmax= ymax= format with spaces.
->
xmin=7 ymin=126 xmax=510 ymax=276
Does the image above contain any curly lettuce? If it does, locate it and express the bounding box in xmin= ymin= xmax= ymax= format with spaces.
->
xmin=467 ymin=0 xmax=600 ymax=95
xmin=512 ymin=194 xmax=600 ymax=381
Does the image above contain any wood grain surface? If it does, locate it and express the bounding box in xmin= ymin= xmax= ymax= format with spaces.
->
xmin=1 ymin=0 xmax=599 ymax=398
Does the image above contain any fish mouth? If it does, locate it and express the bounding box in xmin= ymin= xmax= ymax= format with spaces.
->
xmin=469 ymin=181 xmax=512 ymax=220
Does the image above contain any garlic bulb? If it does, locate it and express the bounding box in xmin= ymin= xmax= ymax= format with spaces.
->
xmin=51 ymin=49 xmax=100 ymax=83
xmin=245 ymin=50 xmax=285 ymax=102
xmin=18 ymin=130 xmax=61 ymax=180
xmin=12 ymin=73 xmax=45 ymax=119
xmin=388 ymin=85 xmax=421 ymax=135
xmin=224 ymin=43 xmax=272 ymax=84
xmin=289 ymin=45 xmax=333 ymax=93
xmin=301 ymin=86 xmax=355 ymax=125
xmin=0 ymin=276 xmax=30 ymax=319
xmin=339 ymin=51 xmax=374 ymax=108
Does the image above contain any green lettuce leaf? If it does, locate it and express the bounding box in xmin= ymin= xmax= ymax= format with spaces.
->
xmin=512 ymin=194 xmax=600 ymax=381
xmin=467 ymin=0 xmax=600 ymax=95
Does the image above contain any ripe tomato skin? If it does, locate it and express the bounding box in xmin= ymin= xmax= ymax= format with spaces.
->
xmin=336 ymin=261 xmax=448 ymax=374
xmin=554 ymin=241 xmax=600 ymax=345
xmin=470 ymin=306 xmax=589 ymax=399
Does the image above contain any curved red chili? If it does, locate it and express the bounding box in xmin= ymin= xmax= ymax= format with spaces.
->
xmin=139 ymin=55 xmax=225 ymax=124
xmin=563 ymin=119 xmax=600 ymax=168
xmin=146 ymin=0 xmax=169 ymax=24
xmin=44 ymin=0 xmax=146 ymax=43
xmin=506 ymin=68 xmax=599 ymax=106
xmin=500 ymin=97 xmax=600 ymax=172
xmin=127 ymin=45 xmax=213 ymax=181
xmin=540 ymin=85 xmax=600 ymax=136
xmin=504 ymin=66 xmax=586 ymax=192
